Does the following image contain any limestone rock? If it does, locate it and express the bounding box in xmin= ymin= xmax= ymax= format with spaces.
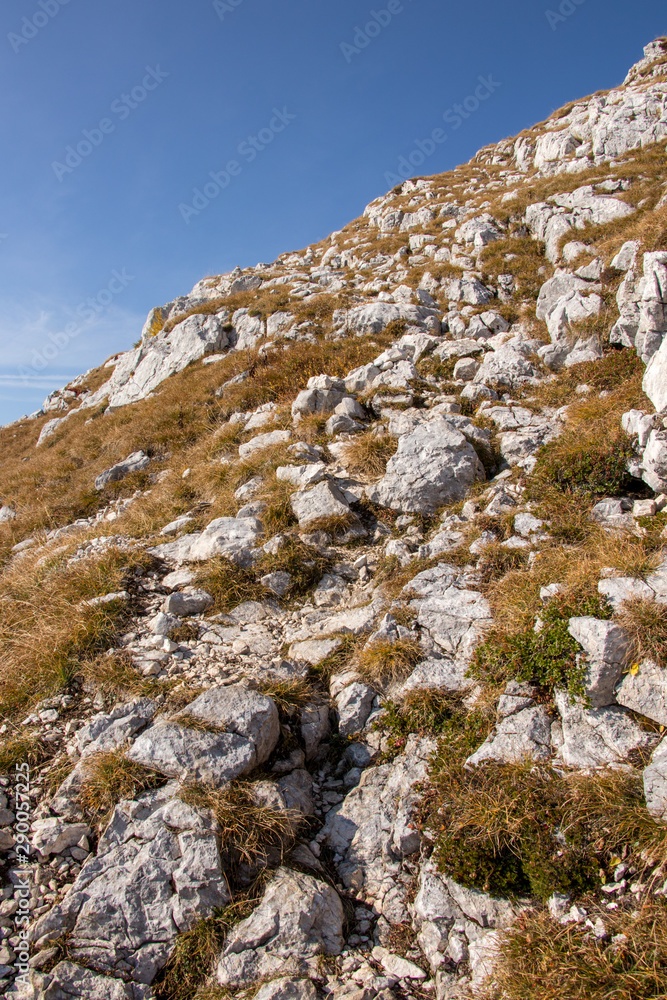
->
xmin=31 ymin=961 xmax=135 ymax=999
xmin=336 ymin=682 xmax=377 ymax=737
xmin=366 ymin=418 xmax=484 ymax=514
xmin=30 ymin=786 xmax=227 ymax=985
xmin=466 ymin=706 xmax=552 ymax=767
xmin=216 ymin=868 xmax=344 ymax=986
xmin=239 ymin=429 xmax=291 ymax=460
xmin=405 ymin=563 xmax=492 ymax=663
xmin=322 ymin=735 xmax=434 ymax=920
xmin=290 ymin=480 xmax=352 ymax=529
xmin=94 ymin=451 xmax=150 ymax=490
xmin=31 ymin=819 xmax=92 ymax=857
xmin=567 ymin=617 xmax=631 ymax=707
xmin=555 ymin=690 xmax=656 ymax=768
xmin=616 ymin=659 xmax=667 ymax=726
xmin=253 ymin=979 xmax=319 ymax=1000
xmin=188 ymin=516 xmax=263 ymax=564
xmin=643 ymin=734 xmax=667 ymax=821
xmin=182 ymin=684 xmax=280 ymax=764
xmin=163 ymin=589 xmax=213 ymax=616
xmin=126 ymin=721 xmax=257 ymax=785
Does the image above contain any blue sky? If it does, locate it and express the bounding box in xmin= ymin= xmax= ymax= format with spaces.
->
xmin=0 ymin=0 xmax=664 ymax=424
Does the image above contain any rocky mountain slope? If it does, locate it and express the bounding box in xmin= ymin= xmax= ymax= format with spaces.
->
xmin=2 ymin=36 xmax=667 ymax=1000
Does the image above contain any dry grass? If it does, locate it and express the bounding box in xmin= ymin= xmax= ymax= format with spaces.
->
xmin=194 ymin=535 xmax=332 ymax=613
xmin=616 ymin=598 xmax=667 ymax=667
xmin=178 ymin=781 xmax=301 ymax=871
xmin=256 ymin=677 xmax=316 ymax=714
xmin=154 ymin=879 xmax=269 ymax=1000
xmin=0 ymin=331 xmax=395 ymax=559
xmin=356 ymin=636 xmax=423 ymax=687
xmin=0 ymin=731 xmax=49 ymax=775
xmin=427 ymin=753 xmax=667 ymax=905
xmin=339 ymin=431 xmax=398 ymax=478
xmin=77 ymin=749 xmax=165 ymax=830
xmin=0 ymin=544 xmax=138 ymax=720
xmin=483 ymin=901 xmax=667 ymax=1000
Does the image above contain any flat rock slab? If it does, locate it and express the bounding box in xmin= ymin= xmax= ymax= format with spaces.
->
xmin=126 ymin=721 xmax=257 ymax=785
xmin=366 ymin=417 xmax=484 ymax=514
xmin=30 ymin=788 xmax=227 ymax=986
xmin=216 ymin=867 xmax=344 ymax=987
xmin=183 ymin=684 xmax=279 ymax=764
xmin=617 ymin=658 xmax=667 ymax=726
xmin=404 ymin=563 xmax=492 ymax=663
xmin=322 ymin=735 xmax=434 ymax=923
xmin=398 ymin=657 xmax=473 ymax=696
xmin=466 ymin=706 xmax=552 ymax=767
xmin=149 ymin=516 xmax=263 ymax=566
xmin=555 ymin=690 xmax=657 ymax=768
xmin=31 ymin=961 xmax=135 ymax=999
xmin=253 ymin=979 xmax=319 ymax=1000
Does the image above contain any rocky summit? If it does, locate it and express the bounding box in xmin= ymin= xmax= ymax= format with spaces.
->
xmin=3 ymin=37 xmax=667 ymax=1000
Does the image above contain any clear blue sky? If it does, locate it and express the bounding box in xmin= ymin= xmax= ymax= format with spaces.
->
xmin=0 ymin=0 xmax=664 ymax=424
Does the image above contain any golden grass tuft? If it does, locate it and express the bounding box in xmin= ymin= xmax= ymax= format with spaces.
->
xmin=77 ymin=750 xmax=165 ymax=830
xmin=178 ymin=781 xmax=301 ymax=871
xmin=482 ymin=901 xmax=667 ymax=1000
xmin=356 ymin=636 xmax=423 ymax=687
xmin=615 ymin=598 xmax=667 ymax=668
xmin=339 ymin=431 xmax=398 ymax=478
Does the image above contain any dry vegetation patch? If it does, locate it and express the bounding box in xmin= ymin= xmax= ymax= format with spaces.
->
xmin=77 ymin=749 xmax=165 ymax=831
xmin=483 ymin=900 xmax=667 ymax=1000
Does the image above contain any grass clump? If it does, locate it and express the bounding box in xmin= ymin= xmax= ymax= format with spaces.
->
xmin=0 ymin=731 xmax=49 ymax=776
xmin=427 ymin=759 xmax=667 ymax=904
xmin=531 ymin=425 xmax=637 ymax=499
xmin=340 ymin=431 xmax=398 ymax=477
xmin=357 ymin=636 xmax=423 ymax=688
xmin=472 ymin=591 xmax=611 ymax=696
xmin=256 ymin=677 xmax=315 ymax=714
xmin=77 ymin=750 xmax=165 ymax=830
xmin=194 ymin=558 xmax=265 ymax=614
xmin=178 ymin=781 xmax=301 ymax=872
xmin=616 ymin=598 xmax=667 ymax=667
xmin=482 ymin=900 xmax=667 ymax=1000
xmin=257 ymin=536 xmax=331 ymax=599
xmin=381 ymin=689 xmax=478 ymax=753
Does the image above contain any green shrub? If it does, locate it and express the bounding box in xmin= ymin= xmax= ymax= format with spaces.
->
xmin=428 ymin=759 xmax=667 ymax=904
xmin=472 ymin=592 xmax=612 ymax=695
xmin=531 ymin=427 xmax=636 ymax=499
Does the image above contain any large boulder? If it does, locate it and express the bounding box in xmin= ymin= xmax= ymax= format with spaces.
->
xmin=103 ymin=312 xmax=231 ymax=410
xmin=567 ymin=617 xmax=631 ymax=707
xmin=30 ymin=788 xmax=227 ymax=985
xmin=94 ymin=451 xmax=150 ymax=490
xmin=183 ymin=685 xmax=280 ymax=764
xmin=216 ymin=868 xmax=344 ymax=986
xmin=366 ymin=417 xmax=484 ymax=514
xmin=126 ymin=721 xmax=257 ymax=785
xmin=322 ymin=735 xmax=434 ymax=922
